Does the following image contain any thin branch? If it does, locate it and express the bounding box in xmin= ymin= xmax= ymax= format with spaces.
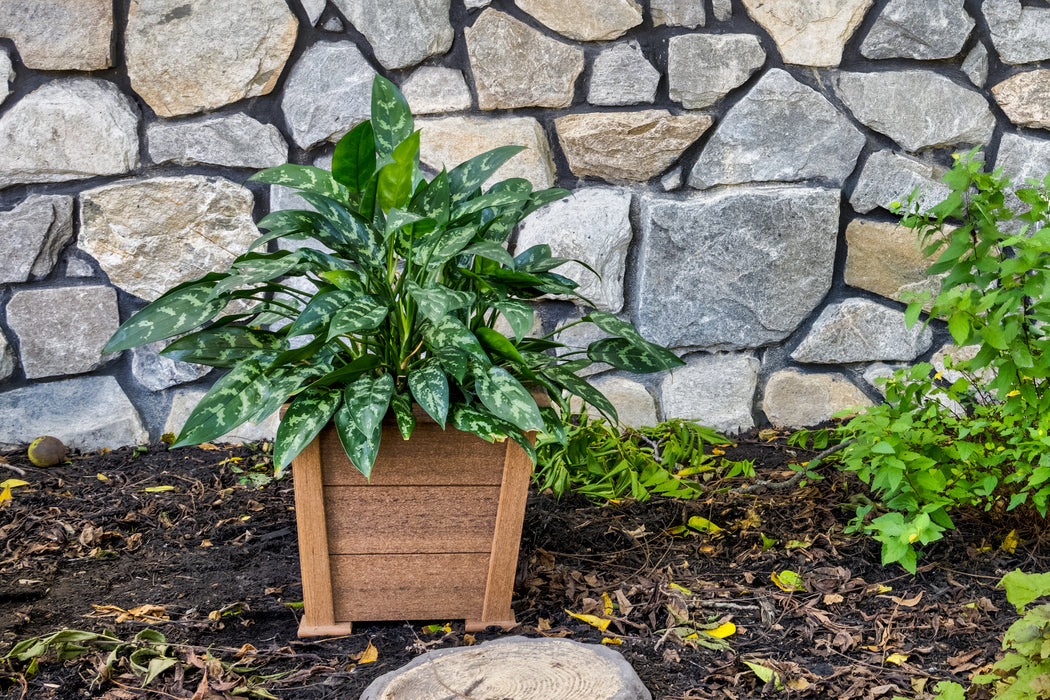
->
xmin=727 ymin=439 xmax=857 ymax=494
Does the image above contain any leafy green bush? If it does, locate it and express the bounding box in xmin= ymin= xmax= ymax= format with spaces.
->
xmin=832 ymin=150 xmax=1050 ymax=572
xmin=534 ymin=416 xmax=752 ymax=502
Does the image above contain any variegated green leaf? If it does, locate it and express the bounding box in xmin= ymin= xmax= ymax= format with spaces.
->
xmin=161 ymin=327 xmax=287 ymax=368
xmin=410 ymin=169 xmax=450 ymax=225
xmin=334 ymin=401 xmax=382 ymax=479
xmin=539 ymin=405 xmax=567 ymax=446
xmin=249 ymin=164 xmax=352 ymax=204
xmin=424 ymin=226 xmax=477 ymax=266
xmin=274 ymin=386 xmax=343 ymax=471
xmin=209 ymin=252 xmax=301 ymax=300
xmin=251 ymin=210 xmax=322 ymax=251
xmin=104 ymin=276 xmax=228 ymax=353
xmin=448 ymin=146 xmax=525 ymax=206
xmin=493 ymin=301 xmax=534 ymax=342
xmin=292 ymin=247 xmax=357 ymax=274
xmin=286 ymin=290 xmax=358 ymax=337
xmin=250 ymin=364 xmax=328 ymax=425
xmin=462 ymin=241 xmax=515 ymax=269
xmin=343 ymin=373 xmax=394 ymax=439
xmin=327 ymin=297 xmax=389 ymax=340
xmin=296 ymin=192 xmax=383 ymax=267
xmin=523 ymin=187 xmax=571 ymax=217
xmin=408 ymin=359 xmax=449 ymax=427
xmin=390 ymin=391 xmax=416 ymax=440
xmin=172 ymin=361 xmax=268 ymax=447
xmin=474 ymin=365 xmax=544 ymax=432
xmin=305 ymin=355 xmax=382 ymax=389
xmin=385 ymin=208 xmax=429 ymax=241
xmin=371 ymin=75 xmax=413 ymax=159
xmin=449 ymin=189 xmax=530 ymax=222
xmin=479 ymin=209 xmax=526 ymax=244
xmin=583 ymin=312 xmax=647 ymax=345
xmin=406 ymin=281 xmax=475 ymax=323
xmin=586 ymin=337 xmax=684 ymax=373
xmin=332 ymin=120 xmax=376 ymax=192
xmin=488 ymin=178 xmax=532 ymax=196
xmin=514 ymin=244 xmax=572 ymax=273
xmin=319 ymin=269 xmax=367 ymax=293
xmin=425 ymin=317 xmax=489 ymax=365
xmin=475 ymin=327 xmax=524 ymax=364
xmin=451 ymin=405 xmax=537 ymax=463
xmin=541 ymin=364 xmax=618 ymax=422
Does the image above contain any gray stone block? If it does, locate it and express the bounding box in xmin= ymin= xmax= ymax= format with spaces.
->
xmin=637 ymin=187 xmax=839 ymax=350
xmin=515 ymin=0 xmax=642 ymax=41
xmin=668 ymin=33 xmax=765 ymax=110
xmin=984 ymin=0 xmax=1050 ymax=65
xmin=651 ymin=0 xmax=705 ymax=28
xmin=993 ymin=70 xmax=1050 ymax=131
xmin=791 ymin=298 xmax=933 ymax=364
xmin=332 ymin=0 xmax=452 ymax=69
xmin=849 ymin=150 xmax=950 ymax=215
xmin=762 ymin=370 xmax=872 ymax=428
xmin=859 ymin=0 xmax=973 ymax=60
xmin=742 ymin=0 xmax=873 ymax=67
xmin=588 ymin=41 xmax=659 ymax=106
xmin=131 ymin=341 xmax=212 ymax=393
xmin=402 ymin=67 xmax=472 ymax=114
xmin=147 ymin=113 xmax=288 ymax=169
xmin=0 ymin=0 xmax=112 ymax=70
xmin=660 ymin=353 xmax=758 ymax=434
xmin=0 ymin=195 xmax=74 ymax=284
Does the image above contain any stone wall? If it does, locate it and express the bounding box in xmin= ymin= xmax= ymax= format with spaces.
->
xmin=1 ymin=0 xmax=1048 ymax=449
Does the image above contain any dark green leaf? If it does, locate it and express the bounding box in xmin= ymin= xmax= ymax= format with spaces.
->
xmin=541 ymin=364 xmax=617 ymax=422
xmin=161 ymin=327 xmax=287 ymax=368
xmin=474 ymin=365 xmax=544 ymax=432
xmin=475 ymin=327 xmax=524 ymax=364
xmin=104 ymin=276 xmax=228 ymax=353
xmin=343 ymin=373 xmax=394 ymax=439
xmin=514 ymin=244 xmax=572 ymax=273
xmin=462 ymin=241 xmax=516 ymax=268
xmin=332 ymin=120 xmax=376 ymax=192
xmin=586 ymin=337 xmax=684 ymax=373
xmin=371 ymin=75 xmax=414 ymax=159
xmin=172 ymin=361 xmax=268 ymax=447
xmin=409 ymin=359 xmax=450 ymax=427
xmin=334 ymin=401 xmax=382 ymax=479
xmin=306 ymin=355 xmax=382 ymax=389
xmin=274 ymin=386 xmax=343 ymax=471
xmin=390 ymin=391 xmax=416 ymax=440
xmin=583 ymin=312 xmax=647 ymax=344
xmin=249 ymin=164 xmax=352 ymax=204
xmin=448 ymin=146 xmax=525 ymax=206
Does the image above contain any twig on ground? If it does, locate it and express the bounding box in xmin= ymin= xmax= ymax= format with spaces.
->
xmin=728 ymin=439 xmax=857 ymax=494
xmin=1 ymin=460 xmax=26 ymax=477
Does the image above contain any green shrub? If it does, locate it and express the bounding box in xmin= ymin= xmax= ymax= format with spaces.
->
xmin=832 ymin=150 xmax=1050 ymax=572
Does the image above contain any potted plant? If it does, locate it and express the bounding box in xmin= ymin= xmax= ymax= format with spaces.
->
xmin=103 ymin=76 xmax=682 ymax=635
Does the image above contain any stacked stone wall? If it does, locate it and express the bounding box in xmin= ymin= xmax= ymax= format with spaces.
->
xmin=0 ymin=0 xmax=1048 ymax=448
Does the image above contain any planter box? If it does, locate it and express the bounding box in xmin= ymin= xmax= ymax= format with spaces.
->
xmin=290 ymin=407 xmax=534 ymax=637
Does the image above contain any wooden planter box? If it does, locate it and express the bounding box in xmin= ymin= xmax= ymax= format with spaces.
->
xmin=290 ymin=407 xmax=534 ymax=637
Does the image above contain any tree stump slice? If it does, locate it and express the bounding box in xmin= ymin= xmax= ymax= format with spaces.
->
xmin=360 ymin=636 xmax=651 ymax=700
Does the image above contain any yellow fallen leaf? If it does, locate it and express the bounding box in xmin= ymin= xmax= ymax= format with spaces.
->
xmin=96 ymin=473 xmax=109 ymax=482
xmin=1001 ymin=529 xmax=1019 ymax=554
xmin=601 ymin=637 xmax=623 ymax=645
xmin=886 ymin=652 xmax=909 ymax=666
xmin=711 ymin=448 xmax=725 ymax=456
xmin=1006 ymin=390 xmax=1021 ymax=397
xmin=360 ymin=640 xmax=378 ymax=664
xmin=0 ymin=479 xmax=29 ymax=489
xmin=603 ymin=592 xmax=614 ymax=617
xmin=0 ymin=485 xmax=10 ymax=506
xmin=143 ymin=485 xmax=175 ymax=493
xmin=669 ymin=582 xmax=693 ymax=596
xmin=565 ymin=609 xmax=611 ymax=632
xmin=687 ymin=516 xmax=723 ymax=534
xmin=876 ymin=585 xmax=892 ymax=594
xmin=771 ymin=570 xmax=804 ymax=592
xmin=787 ymin=677 xmax=810 ymax=690
xmin=744 ymin=661 xmax=777 ymax=686
xmin=702 ymin=622 xmax=737 ymax=639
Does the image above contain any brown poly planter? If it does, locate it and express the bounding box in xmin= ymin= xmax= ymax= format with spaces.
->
xmin=290 ymin=405 xmax=535 ymax=637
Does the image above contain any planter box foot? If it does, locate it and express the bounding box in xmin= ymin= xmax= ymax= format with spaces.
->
xmin=464 ymin=615 xmax=517 ymax=632
xmin=298 ymin=622 xmax=354 ymax=638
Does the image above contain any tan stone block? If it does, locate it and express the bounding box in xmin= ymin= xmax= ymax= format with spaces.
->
xmin=762 ymin=370 xmax=873 ymax=428
xmin=742 ymin=0 xmax=874 ymax=66
xmin=993 ymin=70 xmax=1050 ymax=130
xmin=515 ymin=0 xmax=642 ymax=41
xmin=844 ymin=219 xmax=943 ymax=310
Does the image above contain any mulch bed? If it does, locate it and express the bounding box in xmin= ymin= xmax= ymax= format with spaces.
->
xmin=0 ymin=431 xmax=1043 ymax=699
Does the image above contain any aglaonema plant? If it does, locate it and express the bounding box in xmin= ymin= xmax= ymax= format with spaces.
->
xmin=102 ymin=75 xmax=682 ymax=478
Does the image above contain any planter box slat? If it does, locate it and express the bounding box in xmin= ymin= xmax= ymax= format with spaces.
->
xmin=323 ymin=485 xmax=500 ymax=554
xmin=330 ymin=553 xmax=490 ymax=621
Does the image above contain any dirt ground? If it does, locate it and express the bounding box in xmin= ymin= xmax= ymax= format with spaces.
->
xmin=0 ymin=431 xmax=1043 ymax=699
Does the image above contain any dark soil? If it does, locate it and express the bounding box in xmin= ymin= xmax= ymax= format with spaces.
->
xmin=0 ymin=432 xmax=1044 ymax=699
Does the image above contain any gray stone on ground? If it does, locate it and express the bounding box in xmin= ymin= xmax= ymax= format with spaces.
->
xmin=402 ymin=67 xmax=472 ymax=114
xmin=859 ymin=0 xmax=973 ymax=60
xmin=0 ymin=79 xmax=139 ymax=189
xmin=125 ymin=0 xmax=297 ymax=117
xmin=636 ymin=187 xmax=839 ymax=350
xmin=0 ymin=48 xmax=12 ymax=106
xmin=962 ymin=43 xmax=989 ymax=87
xmin=833 ymin=70 xmax=994 ymax=152
xmin=78 ymin=176 xmax=259 ymax=303
xmin=0 ymin=377 xmax=148 ymax=451
xmin=569 ymin=376 xmax=658 ymax=427
xmin=332 ymin=0 xmax=452 ymax=69
xmin=464 ymin=0 xmax=491 ymax=8
xmin=0 ymin=195 xmax=74 ymax=284
xmin=995 ymin=132 xmax=1050 ymax=221
xmin=148 ymin=113 xmax=288 ymax=169
xmin=466 ymin=10 xmax=584 ymax=110
xmin=321 ymin=16 xmax=344 ymax=31
xmin=65 ymin=256 xmax=96 ymax=278
xmin=651 ymin=0 xmax=705 ymax=28
xmin=0 ymin=0 xmax=113 ymax=70
xmin=983 ymin=0 xmax=1050 ymax=65
xmin=667 ymin=34 xmax=765 ymax=110
xmin=844 ymin=218 xmax=942 ymax=310
xmin=762 ymin=370 xmax=873 ymax=428
xmin=514 ymin=0 xmax=642 ymax=41
xmin=362 ymin=636 xmax=651 ymax=700
xmin=6 ymin=286 xmax=119 ymax=379
xmin=165 ymin=389 xmax=280 ymax=443
xmin=661 ymin=167 xmax=683 ymax=191
xmin=712 ymin=0 xmax=732 ymax=21
xmin=556 ymin=111 xmax=713 ymax=182
xmin=660 ymin=353 xmax=759 ymax=435
xmin=0 ymin=330 xmax=14 ymax=382
xmin=849 ymin=150 xmax=951 ymax=215
xmin=419 ymin=116 xmax=557 ymax=190
xmin=688 ymin=69 xmax=864 ymax=189
xmin=931 ymin=343 xmax=994 ymax=386
xmin=992 ymin=70 xmax=1050 ymax=130
xmin=514 ymin=187 xmax=633 ymax=312
xmin=281 ymin=42 xmax=377 ymax=149
xmin=132 ymin=340 xmax=212 ymax=393
xmin=741 ymin=0 xmax=873 ymax=67
xmin=299 ymin=0 xmax=326 ymax=24
xmin=791 ymin=297 xmax=933 ymax=364
xmin=588 ymin=41 xmax=660 ymax=106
